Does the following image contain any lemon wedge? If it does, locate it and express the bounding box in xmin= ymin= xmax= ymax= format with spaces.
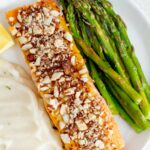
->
xmin=0 ymin=23 xmax=14 ymax=54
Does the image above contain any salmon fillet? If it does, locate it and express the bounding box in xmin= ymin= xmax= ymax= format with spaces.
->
xmin=6 ymin=0 xmax=124 ymax=149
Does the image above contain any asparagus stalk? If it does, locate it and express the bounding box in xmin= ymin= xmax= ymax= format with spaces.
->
xmin=89 ymin=21 xmax=131 ymax=85
xmin=108 ymin=92 xmax=143 ymax=132
xmin=78 ymin=15 xmax=118 ymax=114
xmin=89 ymin=60 xmax=118 ymax=114
xmin=104 ymin=77 xmax=150 ymax=129
xmin=92 ymin=8 xmax=129 ymax=82
xmin=100 ymin=0 xmax=150 ymax=104
xmin=90 ymin=0 xmax=150 ymax=119
xmin=66 ymin=3 xmax=80 ymax=39
xmin=77 ymin=15 xmax=89 ymax=45
xmin=89 ymin=29 xmax=105 ymax=59
xmin=66 ymin=2 xmax=143 ymax=105
xmin=71 ymin=0 xmax=128 ymax=81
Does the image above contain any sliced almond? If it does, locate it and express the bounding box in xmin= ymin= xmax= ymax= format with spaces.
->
xmin=18 ymin=36 xmax=28 ymax=44
xmin=79 ymin=140 xmax=86 ymax=145
xmin=49 ymin=99 xmax=59 ymax=110
xmin=11 ymin=28 xmax=18 ymax=36
xmin=42 ymin=76 xmax=51 ymax=84
xmin=64 ymin=32 xmax=73 ymax=42
xmin=44 ymin=16 xmax=53 ymax=25
xmin=75 ymin=120 xmax=88 ymax=131
xmin=64 ymin=87 xmax=76 ymax=96
xmin=75 ymin=91 xmax=81 ymax=99
xmin=40 ymin=86 xmax=49 ymax=91
xmin=22 ymin=43 xmax=32 ymax=51
xmin=17 ymin=13 xmax=22 ymax=22
xmin=95 ymin=140 xmax=105 ymax=149
xmin=74 ymin=98 xmax=82 ymax=106
xmin=29 ymin=48 xmax=37 ymax=54
xmin=63 ymin=114 xmax=70 ymax=123
xmin=60 ymin=104 xmax=68 ymax=115
xmin=44 ymin=25 xmax=55 ymax=35
xmin=35 ymin=57 xmax=41 ymax=66
xmin=14 ymin=23 xmax=21 ymax=28
xmin=88 ymin=114 xmax=96 ymax=121
xmin=54 ymin=39 xmax=64 ymax=48
xmin=59 ymin=121 xmax=66 ymax=130
xmin=98 ymin=117 xmax=104 ymax=125
xmin=51 ymin=72 xmax=64 ymax=81
xmin=79 ymin=66 xmax=88 ymax=74
xmin=59 ymin=77 xmax=65 ymax=83
xmin=81 ymin=77 xmax=88 ymax=83
xmin=33 ymin=26 xmax=42 ymax=35
xmin=60 ymin=134 xmax=70 ymax=144
xmin=50 ymin=10 xmax=60 ymax=17
xmin=43 ymin=7 xmax=50 ymax=16
xmin=71 ymin=56 xmax=76 ymax=66
xmin=54 ymin=85 xmax=59 ymax=98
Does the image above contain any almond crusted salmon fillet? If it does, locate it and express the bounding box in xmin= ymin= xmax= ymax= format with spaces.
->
xmin=6 ymin=0 xmax=124 ymax=149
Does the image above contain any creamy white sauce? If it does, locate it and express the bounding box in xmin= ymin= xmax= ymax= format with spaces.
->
xmin=0 ymin=60 xmax=62 ymax=150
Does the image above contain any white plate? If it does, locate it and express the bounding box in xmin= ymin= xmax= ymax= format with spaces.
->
xmin=0 ymin=0 xmax=150 ymax=150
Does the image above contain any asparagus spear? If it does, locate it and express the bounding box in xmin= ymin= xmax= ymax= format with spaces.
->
xmin=77 ymin=15 xmax=90 ymax=45
xmin=104 ymin=77 xmax=150 ymax=129
xmin=77 ymin=15 xmax=118 ymax=114
xmin=90 ymin=0 xmax=150 ymax=119
xmin=89 ymin=29 xmax=106 ymax=60
xmin=66 ymin=3 xmax=80 ymax=39
xmin=108 ymin=92 xmax=143 ymax=132
xmin=91 ymin=7 xmax=129 ymax=82
xmin=89 ymin=60 xmax=118 ymax=114
xmin=71 ymin=0 xmax=128 ymax=81
xmin=100 ymin=0 xmax=150 ymax=104
xmin=66 ymin=2 xmax=143 ymax=105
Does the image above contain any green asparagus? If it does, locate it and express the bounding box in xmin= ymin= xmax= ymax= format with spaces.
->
xmin=89 ymin=60 xmax=118 ymax=114
xmin=90 ymin=0 xmax=150 ymax=119
xmin=89 ymin=28 xmax=105 ymax=59
xmin=105 ymin=77 xmax=150 ymax=129
xmin=91 ymin=2 xmax=129 ymax=83
xmin=71 ymin=0 xmax=128 ymax=81
xmin=100 ymin=0 xmax=150 ymax=104
xmin=109 ymin=94 xmax=143 ymax=132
